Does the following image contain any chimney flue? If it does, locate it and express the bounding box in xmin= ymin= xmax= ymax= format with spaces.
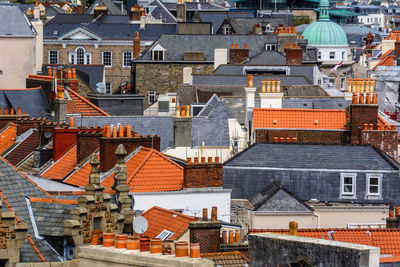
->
xmin=211 ymin=206 xmax=217 ymax=221
xmin=202 ymin=208 xmax=208 ymax=221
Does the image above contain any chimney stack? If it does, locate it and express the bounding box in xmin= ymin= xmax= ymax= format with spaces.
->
xmin=395 ymin=37 xmax=400 ymax=55
xmin=94 ymin=5 xmax=107 ymax=18
xmin=229 ymin=44 xmax=249 ymax=64
xmin=133 ymin=32 xmax=140 ymax=58
xmin=244 ymin=74 xmax=256 ymax=131
xmin=259 ymin=79 xmax=284 ymax=108
xmin=176 ymin=0 xmax=186 ymax=22
xmin=129 ymin=4 xmax=141 ymax=21
xmin=285 ymin=43 xmax=303 ymax=65
xmin=54 ymin=86 xmax=67 ymax=123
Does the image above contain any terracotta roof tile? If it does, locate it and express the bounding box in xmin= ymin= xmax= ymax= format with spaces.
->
xmin=66 ymin=89 xmax=109 ymax=116
xmin=0 ymin=123 xmax=17 ymax=154
xmin=63 ymin=154 xmax=99 ymax=187
xmin=374 ymin=56 xmax=395 ymax=70
xmin=142 ymin=206 xmax=196 ymax=240
xmin=253 ymin=108 xmax=348 ymax=130
xmin=102 ymin=147 xmax=184 ymax=192
xmin=249 ymin=228 xmax=400 ymax=262
xmin=5 ymin=130 xmax=39 ymax=166
xmin=41 ymin=146 xmax=77 ymax=180
xmin=201 ymin=251 xmax=248 ymax=266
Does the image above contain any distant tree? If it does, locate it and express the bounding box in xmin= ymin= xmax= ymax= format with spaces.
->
xmin=294 ymin=16 xmax=311 ymax=26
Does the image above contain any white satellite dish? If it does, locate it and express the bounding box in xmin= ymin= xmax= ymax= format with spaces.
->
xmin=96 ymin=82 xmax=105 ymax=94
xmin=133 ymin=216 xmax=148 ymax=235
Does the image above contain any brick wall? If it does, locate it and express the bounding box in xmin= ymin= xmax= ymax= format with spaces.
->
xmin=361 ymin=129 xmax=398 ymax=160
xmin=53 ymin=127 xmax=80 ymax=161
xmin=43 ymin=44 xmax=133 ymax=93
xmin=135 ymin=63 xmax=214 ymax=108
xmin=189 ymin=221 xmax=221 ymax=254
xmin=0 ymin=115 xmax=29 ymax=133
xmin=184 ymin=162 xmax=222 ymax=188
xmin=255 ymin=129 xmax=350 ymax=144
xmin=351 ymin=104 xmax=378 ymax=143
xmin=99 ymin=135 xmax=161 ymax=172
xmin=77 ymin=131 xmax=102 ymax=164
xmin=285 ymin=47 xmax=302 ymax=65
xmin=229 ymin=48 xmax=249 ymax=64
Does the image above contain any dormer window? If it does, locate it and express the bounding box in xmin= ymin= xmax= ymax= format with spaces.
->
xmin=152 ymin=44 xmax=166 ymax=61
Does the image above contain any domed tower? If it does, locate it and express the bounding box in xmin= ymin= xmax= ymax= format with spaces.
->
xmin=302 ymin=0 xmax=348 ymax=62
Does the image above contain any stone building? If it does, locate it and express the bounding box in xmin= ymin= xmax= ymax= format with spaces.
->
xmin=43 ymin=12 xmax=176 ymax=94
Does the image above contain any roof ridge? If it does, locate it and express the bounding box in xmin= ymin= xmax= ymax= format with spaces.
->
xmin=67 ymin=89 xmax=110 ymax=116
xmin=151 ymin=149 xmax=184 ymax=170
xmin=29 ymin=197 xmax=78 ymax=205
xmin=144 ymin=206 xmax=195 ymax=220
xmin=0 ymin=87 xmax=42 ymax=91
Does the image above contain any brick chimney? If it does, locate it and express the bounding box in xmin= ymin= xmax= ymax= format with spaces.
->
xmin=94 ymin=5 xmax=107 ymax=18
xmin=99 ymin=125 xmax=161 ymax=172
xmin=52 ymin=119 xmax=80 ymax=161
xmin=0 ymin=108 xmax=29 ymax=132
xmin=350 ymin=91 xmax=378 ymax=143
xmin=184 ymin=157 xmax=222 ymax=188
xmin=285 ymin=43 xmax=303 ymax=65
xmin=189 ymin=208 xmax=221 ymax=254
xmin=54 ymin=85 xmax=67 ymax=123
xmin=77 ymin=130 xmax=103 ymax=164
xmin=129 ymin=4 xmax=141 ymax=21
xmin=229 ymin=44 xmax=249 ymax=64
xmin=361 ymin=123 xmax=398 ymax=160
xmin=395 ymin=37 xmax=400 ymax=55
xmin=133 ymin=32 xmax=140 ymax=58
xmin=176 ymin=0 xmax=186 ymax=22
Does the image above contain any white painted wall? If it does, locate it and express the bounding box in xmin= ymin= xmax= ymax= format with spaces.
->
xmin=316 ymin=45 xmax=348 ymax=62
xmin=32 ymin=20 xmax=43 ymax=73
xmin=131 ymin=189 xmax=232 ymax=222
xmin=358 ymin=13 xmax=385 ymax=28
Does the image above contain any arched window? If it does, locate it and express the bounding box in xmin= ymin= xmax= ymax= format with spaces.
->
xmin=77 ymin=47 xmax=85 ymax=64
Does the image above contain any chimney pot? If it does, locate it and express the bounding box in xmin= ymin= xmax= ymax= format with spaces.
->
xmin=47 ymin=68 xmax=52 ymax=77
xmin=125 ymin=125 xmax=132 ymax=137
xmin=369 ymin=123 xmax=374 ymax=130
xmin=274 ymin=137 xmax=278 ymax=142
xmin=364 ymin=123 xmax=368 ymax=131
xmin=352 ymin=93 xmax=358 ymax=104
xmin=112 ymin=126 xmax=118 ymax=137
xmin=280 ymin=137 xmax=284 ymax=142
xmin=176 ymin=105 xmax=180 ymax=117
xmin=261 ymin=79 xmax=266 ymax=93
xmin=190 ymin=243 xmax=200 ymax=258
xmin=271 ymin=80 xmax=276 ymax=92
xmin=186 ymin=105 xmax=190 ymax=117
xmin=222 ymin=231 xmax=227 ymax=244
xmin=286 ymin=137 xmax=291 ymax=142
xmin=372 ymin=92 xmax=377 ymax=104
xmin=289 ymin=221 xmax=298 ymax=236
xmin=17 ymin=107 xmax=21 ymax=115
xmin=207 ymin=157 xmax=212 ymax=163
xmin=201 ymin=157 xmax=205 ymax=163
xmin=228 ymin=231 xmax=234 ymax=244
xmin=10 ymin=108 xmax=14 ymax=115
xmin=366 ymin=92 xmax=371 ymax=104
xmin=202 ymin=208 xmax=208 ymax=221
xmin=187 ymin=157 xmax=192 ymax=164
xmin=67 ymin=68 xmax=72 ymax=79
xmin=118 ymin=125 xmax=124 ymax=137
xmin=235 ymin=44 xmax=238 ymax=49
xmin=247 ymin=74 xmax=254 ymax=87
xmin=231 ymin=44 xmax=234 ymax=49
xmin=181 ymin=105 xmax=186 ymax=117
xmin=194 ymin=157 xmax=198 ymax=163
xmin=69 ymin=117 xmax=75 ymax=128
xmin=72 ymin=68 xmax=76 ymax=79
xmin=244 ymin=43 xmax=248 ymax=49
xmin=211 ymin=206 xmax=217 ymax=221
xmin=235 ymin=230 xmax=240 ymax=244
xmin=267 ymin=79 xmax=271 ymax=92
xmin=215 ymin=156 xmax=219 ymax=163
xmin=391 ymin=125 xmax=396 ymax=131
xmin=292 ymin=137 xmax=297 ymax=142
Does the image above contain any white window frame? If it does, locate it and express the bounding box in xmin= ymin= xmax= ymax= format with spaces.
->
xmin=223 ymin=25 xmax=231 ymax=34
xmin=265 ymin=44 xmax=276 ymax=51
xmin=48 ymin=50 xmax=59 ymax=64
xmin=365 ymin=173 xmax=382 ymax=199
xmin=148 ymin=91 xmax=156 ymax=104
xmin=152 ymin=50 xmax=164 ymax=61
xmin=340 ymin=77 xmax=346 ymax=91
xmin=105 ymin=82 xmax=112 ymax=94
xmin=317 ymin=51 xmax=321 ymax=60
xmin=156 ymin=230 xmax=174 ymax=241
xmin=340 ymin=173 xmax=357 ymax=198
xmin=329 ymin=51 xmax=335 ymax=59
xmin=102 ymin=51 xmax=112 ymax=67
xmin=69 ymin=47 xmax=91 ymax=65
xmin=122 ymin=51 xmax=132 ymax=67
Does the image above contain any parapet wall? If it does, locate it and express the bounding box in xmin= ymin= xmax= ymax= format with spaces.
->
xmin=249 ymin=232 xmax=380 ymax=267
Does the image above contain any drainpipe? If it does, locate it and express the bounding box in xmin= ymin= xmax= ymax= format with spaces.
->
xmin=314 ymin=212 xmax=320 ymax=228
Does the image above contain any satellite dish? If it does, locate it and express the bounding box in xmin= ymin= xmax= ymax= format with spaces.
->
xmin=133 ymin=216 xmax=148 ymax=235
xmin=44 ymin=132 xmax=52 ymax=139
xmin=96 ymin=82 xmax=105 ymax=94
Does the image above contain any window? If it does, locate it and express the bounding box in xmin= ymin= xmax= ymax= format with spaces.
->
xmin=148 ymin=91 xmax=156 ymax=104
xmin=329 ymin=51 xmax=335 ymax=59
xmin=102 ymin=51 xmax=112 ymax=67
xmin=152 ymin=50 xmax=164 ymax=61
xmin=69 ymin=47 xmax=91 ymax=64
xmin=342 ymin=51 xmax=345 ymax=59
xmin=223 ymin=25 xmax=232 ymax=34
xmin=340 ymin=78 xmax=346 ymax=90
xmin=156 ymin=230 xmax=174 ymax=241
xmin=49 ymin=50 xmax=59 ymax=64
xmin=123 ymin=51 xmax=132 ymax=67
xmin=340 ymin=173 xmax=357 ymax=198
xmin=366 ymin=173 xmax=382 ymax=198
xmin=317 ymin=51 xmax=321 ymax=60
xmin=265 ymin=44 xmax=276 ymax=51
xmin=105 ymin=82 xmax=112 ymax=94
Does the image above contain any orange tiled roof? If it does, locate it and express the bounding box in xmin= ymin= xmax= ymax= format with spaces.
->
xmin=102 ymin=147 xmax=184 ymax=192
xmin=41 ymin=146 xmax=77 ymax=180
xmin=67 ymin=89 xmax=109 ymax=116
xmin=29 ymin=197 xmax=78 ymax=205
xmin=249 ymin=228 xmax=400 ymax=262
xmin=0 ymin=123 xmax=17 ymax=154
xmin=374 ymin=56 xmax=395 ymax=70
xmin=378 ymin=49 xmax=394 ymax=60
xmin=385 ymin=31 xmax=400 ymax=40
xmin=142 ymin=206 xmax=196 ymax=240
xmin=201 ymin=251 xmax=249 ymax=266
xmin=64 ymin=147 xmax=184 ymax=192
xmin=253 ymin=108 xmax=348 ymax=130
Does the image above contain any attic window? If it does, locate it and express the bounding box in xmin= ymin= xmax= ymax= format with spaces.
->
xmin=53 ymin=30 xmax=59 ymax=36
xmin=156 ymin=230 xmax=174 ymax=241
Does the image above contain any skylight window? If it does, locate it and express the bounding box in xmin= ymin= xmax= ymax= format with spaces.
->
xmin=157 ymin=230 xmax=174 ymax=241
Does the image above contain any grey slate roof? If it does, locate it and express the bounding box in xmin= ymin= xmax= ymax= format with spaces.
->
xmin=283 ymin=98 xmax=351 ymax=109
xmin=44 ymin=23 xmax=176 ymax=40
xmin=198 ymin=12 xmax=254 ymax=34
xmin=246 ymin=51 xmax=286 ymax=65
xmin=31 ymin=202 xmax=74 ymax=237
xmin=192 ymin=94 xmax=232 ymax=147
xmin=228 ymin=17 xmax=285 ymax=34
xmin=71 ymin=116 xmax=174 ymax=150
xmin=0 ymin=89 xmax=51 ymax=118
xmin=147 ymin=0 xmax=177 ymax=23
xmin=192 ymin=74 xmax=311 ymax=86
xmin=0 ymin=157 xmax=60 ymax=262
xmin=225 ymin=143 xmax=399 ymax=171
xmin=0 ymin=5 xmax=35 ymax=37
xmin=164 ymin=2 xmax=228 ymax=11
xmin=139 ymin=34 xmax=276 ymax=61
xmin=250 ymin=181 xmax=313 ymax=212
xmin=85 ymin=0 xmax=125 ymax=15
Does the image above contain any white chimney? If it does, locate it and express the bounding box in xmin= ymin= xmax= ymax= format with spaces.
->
xmin=34 ymin=0 xmax=40 ymax=20
xmin=214 ymin=48 xmax=228 ymax=70
xmin=183 ymin=67 xmax=192 ymax=85
xmin=259 ymin=79 xmax=284 ymax=108
xmin=244 ymin=74 xmax=256 ymax=131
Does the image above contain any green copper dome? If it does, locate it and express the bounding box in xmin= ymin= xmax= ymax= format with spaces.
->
xmin=301 ymin=0 xmax=348 ymax=46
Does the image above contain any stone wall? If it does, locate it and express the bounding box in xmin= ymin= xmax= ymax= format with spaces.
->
xmin=249 ymin=232 xmax=380 ymax=267
xmin=135 ymin=63 xmax=214 ymax=107
xmin=361 ymin=129 xmax=398 ymax=160
xmin=43 ymin=44 xmax=133 ymax=93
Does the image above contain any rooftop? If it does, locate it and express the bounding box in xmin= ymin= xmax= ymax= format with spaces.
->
xmin=0 ymin=5 xmax=35 ymax=37
xmin=66 ymin=89 xmax=109 ymax=116
xmin=41 ymin=146 xmax=77 ymax=180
